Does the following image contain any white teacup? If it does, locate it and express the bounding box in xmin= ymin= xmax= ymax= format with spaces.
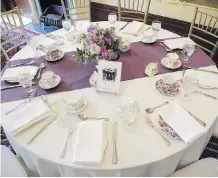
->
xmin=41 ymin=71 xmax=56 ymax=87
xmin=163 ymin=75 xmax=176 ymax=85
xmin=119 ymin=39 xmax=131 ymax=52
xmin=67 ymin=91 xmax=84 ymax=110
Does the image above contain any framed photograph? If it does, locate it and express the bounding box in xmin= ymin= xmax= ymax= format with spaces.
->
xmin=97 ymin=61 xmax=122 ymax=94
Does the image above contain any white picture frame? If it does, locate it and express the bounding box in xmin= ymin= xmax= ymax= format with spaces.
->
xmin=97 ymin=60 xmax=122 ymax=94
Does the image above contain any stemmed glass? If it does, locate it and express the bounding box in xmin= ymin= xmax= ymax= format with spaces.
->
xmin=152 ymin=20 xmax=161 ymax=33
xmin=18 ymin=73 xmax=36 ymax=97
xmin=180 ymin=73 xmax=199 ymax=102
xmin=62 ymin=19 xmax=72 ymax=32
xmin=183 ymin=43 xmax=195 ymax=63
xmin=108 ymin=13 xmax=117 ymax=25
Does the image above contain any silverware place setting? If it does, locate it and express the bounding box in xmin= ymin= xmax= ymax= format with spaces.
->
xmin=146 ymin=116 xmax=171 ymax=146
xmin=37 ymin=63 xmax=45 ymax=79
xmin=112 ymin=121 xmax=118 ymax=164
xmin=184 ymin=91 xmax=217 ymax=100
xmin=184 ymin=65 xmax=218 ymax=75
xmin=78 ymin=114 xmax=109 ymax=121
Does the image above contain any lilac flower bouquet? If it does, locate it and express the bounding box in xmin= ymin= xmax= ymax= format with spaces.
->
xmin=75 ymin=25 xmax=120 ymax=64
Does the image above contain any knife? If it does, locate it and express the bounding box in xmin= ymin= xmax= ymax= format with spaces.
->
xmin=180 ymin=106 xmax=206 ymax=127
xmin=1 ymin=82 xmax=36 ymax=90
xmin=146 ymin=116 xmax=171 ymax=146
xmin=27 ymin=95 xmax=56 ymax=145
xmin=119 ymin=22 xmax=129 ymax=31
xmin=112 ymin=121 xmax=118 ymax=164
xmin=184 ymin=65 xmax=218 ymax=74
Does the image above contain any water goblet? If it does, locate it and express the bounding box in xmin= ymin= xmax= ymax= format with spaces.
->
xmin=183 ymin=43 xmax=195 ymax=63
xmin=62 ymin=19 xmax=72 ymax=32
xmin=18 ymin=73 xmax=36 ymax=97
xmin=152 ymin=20 xmax=161 ymax=33
xmin=108 ymin=13 xmax=117 ymax=25
xmin=180 ymin=73 xmax=199 ymax=102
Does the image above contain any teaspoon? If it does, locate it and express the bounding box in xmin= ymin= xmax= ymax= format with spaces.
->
xmin=145 ymin=101 xmax=170 ymax=113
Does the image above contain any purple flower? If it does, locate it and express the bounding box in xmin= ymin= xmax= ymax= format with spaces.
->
xmin=103 ymin=37 xmax=112 ymax=44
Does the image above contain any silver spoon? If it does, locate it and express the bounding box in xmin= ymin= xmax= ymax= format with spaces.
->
xmin=37 ymin=63 xmax=45 ymax=79
xmin=10 ymin=60 xmax=35 ymax=67
xmin=78 ymin=114 xmax=109 ymax=121
xmin=5 ymin=97 xmax=32 ymax=115
xmin=145 ymin=101 xmax=170 ymax=113
xmin=60 ymin=125 xmax=75 ymax=158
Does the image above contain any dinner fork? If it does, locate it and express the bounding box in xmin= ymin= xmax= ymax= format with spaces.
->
xmin=5 ymin=97 xmax=33 ymax=115
xmin=60 ymin=125 xmax=75 ymax=158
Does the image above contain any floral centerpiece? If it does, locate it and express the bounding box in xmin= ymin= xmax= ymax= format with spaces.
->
xmin=74 ymin=25 xmax=120 ymax=64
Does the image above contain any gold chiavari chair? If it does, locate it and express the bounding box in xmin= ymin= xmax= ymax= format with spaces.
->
xmin=188 ymin=7 xmax=218 ymax=59
xmin=1 ymin=7 xmax=28 ymax=61
xmin=118 ymin=0 xmax=152 ymax=23
xmin=60 ymin=0 xmax=91 ymax=23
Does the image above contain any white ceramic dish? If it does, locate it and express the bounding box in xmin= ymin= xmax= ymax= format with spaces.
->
xmin=161 ymin=57 xmax=182 ymax=69
xmin=44 ymin=50 xmax=64 ymax=62
xmin=68 ymin=96 xmax=88 ymax=114
xmin=39 ymin=75 xmax=61 ymax=89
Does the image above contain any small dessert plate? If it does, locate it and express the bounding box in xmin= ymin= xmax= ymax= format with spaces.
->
xmin=44 ymin=50 xmax=64 ymax=62
xmin=158 ymin=117 xmax=181 ymax=140
xmin=39 ymin=75 xmax=61 ymax=89
xmin=142 ymin=37 xmax=156 ymax=44
xmin=161 ymin=57 xmax=182 ymax=69
xmin=155 ymin=79 xmax=181 ymax=96
xmin=145 ymin=62 xmax=158 ymax=76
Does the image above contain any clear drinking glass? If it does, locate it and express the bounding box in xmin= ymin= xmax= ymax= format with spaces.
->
xmin=51 ymin=99 xmax=72 ymax=128
xmin=180 ymin=73 xmax=199 ymax=102
xmin=18 ymin=73 xmax=36 ymax=97
xmin=116 ymin=98 xmax=140 ymax=132
xmin=152 ymin=20 xmax=161 ymax=33
xmin=108 ymin=13 xmax=117 ymax=25
xmin=183 ymin=43 xmax=195 ymax=63
xmin=62 ymin=19 xmax=72 ymax=31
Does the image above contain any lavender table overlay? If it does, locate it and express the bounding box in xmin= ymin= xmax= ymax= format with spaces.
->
xmin=1 ymin=42 xmax=215 ymax=103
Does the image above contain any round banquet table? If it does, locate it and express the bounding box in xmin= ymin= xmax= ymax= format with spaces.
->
xmin=1 ymin=21 xmax=218 ymax=177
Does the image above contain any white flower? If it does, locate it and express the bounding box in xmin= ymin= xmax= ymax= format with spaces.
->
xmin=90 ymin=44 xmax=101 ymax=55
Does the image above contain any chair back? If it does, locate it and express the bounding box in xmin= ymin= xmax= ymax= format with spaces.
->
xmin=118 ymin=0 xmax=152 ymax=23
xmin=188 ymin=7 xmax=218 ymax=59
xmin=1 ymin=7 xmax=28 ymax=61
xmin=60 ymin=0 xmax=91 ymax=23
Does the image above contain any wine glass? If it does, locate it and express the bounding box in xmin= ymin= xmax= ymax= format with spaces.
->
xmin=62 ymin=19 xmax=72 ymax=32
xmin=180 ymin=73 xmax=199 ymax=102
xmin=183 ymin=43 xmax=195 ymax=63
xmin=108 ymin=13 xmax=117 ymax=25
xmin=18 ymin=73 xmax=36 ymax=97
xmin=152 ymin=20 xmax=161 ymax=33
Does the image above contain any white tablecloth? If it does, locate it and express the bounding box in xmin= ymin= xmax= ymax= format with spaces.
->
xmin=1 ymin=21 xmax=218 ymax=177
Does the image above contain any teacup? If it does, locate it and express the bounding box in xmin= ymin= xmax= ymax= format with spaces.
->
xmin=163 ymin=75 xmax=176 ymax=85
xmin=145 ymin=62 xmax=158 ymax=76
xmin=119 ymin=39 xmax=131 ymax=52
xmin=67 ymin=91 xmax=85 ymax=111
xmin=142 ymin=31 xmax=156 ymax=43
xmin=40 ymin=71 xmax=56 ymax=87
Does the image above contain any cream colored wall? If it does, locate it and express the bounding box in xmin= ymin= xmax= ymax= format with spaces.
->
xmin=92 ymin=0 xmax=218 ymax=23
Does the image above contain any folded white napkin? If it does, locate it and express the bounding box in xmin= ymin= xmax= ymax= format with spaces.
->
xmin=30 ymin=35 xmax=57 ymax=49
xmin=159 ymin=101 xmax=206 ymax=143
xmin=163 ymin=37 xmax=196 ymax=50
xmin=72 ymin=120 xmax=106 ymax=166
xmin=1 ymin=66 xmax=39 ymax=82
xmin=121 ymin=21 xmax=144 ymax=36
xmin=2 ymin=99 xmax=52 ymax=135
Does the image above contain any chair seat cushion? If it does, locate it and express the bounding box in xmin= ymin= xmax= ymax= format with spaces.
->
xmin=45 ymin=14 xmax=62 ymax=20
xmin=1 ymin=145 xmax=28 ymax=177
xmin=170 ymin=158 xmax=218 ymax=177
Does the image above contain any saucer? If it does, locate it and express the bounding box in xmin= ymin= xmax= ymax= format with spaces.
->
xmin=155 ymin=79 xmax=181 ymax=96
xmin=39 ymin=75 xmax=61 ymax=89
xmin=142 ymin=38 xmax=156 ymax=44
xmin=158 ymin=117 xmax=181 ymax=140
xmin=161 ymin=57 xmax=181 ymax=69
xmin=44 ymin=50 xmax=64 ymax=62
xmin=68 ymin=96 xmax=88 ymax=114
